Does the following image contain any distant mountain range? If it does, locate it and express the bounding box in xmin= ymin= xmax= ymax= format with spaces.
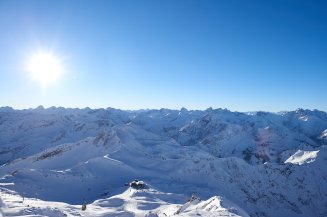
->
xmin=0 ymin=107 xmax=326 ymax=217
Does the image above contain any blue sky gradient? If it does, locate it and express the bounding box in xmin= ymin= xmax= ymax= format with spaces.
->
xmin=0 ymin=0 xmax=326 ymax=111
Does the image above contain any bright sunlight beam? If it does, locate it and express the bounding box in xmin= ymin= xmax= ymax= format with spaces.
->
xmin=27 ymin=52 xmax=63 ymax=87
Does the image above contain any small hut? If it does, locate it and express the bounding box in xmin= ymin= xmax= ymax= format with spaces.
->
xmin=129 ymin=180 xmax=146 ymax=189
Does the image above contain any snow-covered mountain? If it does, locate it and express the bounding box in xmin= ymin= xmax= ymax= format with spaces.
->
xmin=0 ymin=107 xmax=326 ymax=217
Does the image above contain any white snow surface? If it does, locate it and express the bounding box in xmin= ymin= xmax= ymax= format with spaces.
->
xmin=285 ymin=150 xmax=319 ymax=165
xmin=0 ymin=107 xmax=327 ymax=217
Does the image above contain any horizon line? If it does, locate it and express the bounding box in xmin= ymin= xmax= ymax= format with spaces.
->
xmin=0 ymin=105 xmax=326 ymax=114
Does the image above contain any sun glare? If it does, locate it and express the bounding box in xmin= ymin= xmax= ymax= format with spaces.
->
xmin=28 ymin=52 xmax=63 ymax=86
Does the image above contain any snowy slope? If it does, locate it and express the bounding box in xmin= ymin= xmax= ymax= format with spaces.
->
xmin=1 ymin=107 xmax=327 ymax=217
xmin=0 ymin=185 xmax=249 ymax=217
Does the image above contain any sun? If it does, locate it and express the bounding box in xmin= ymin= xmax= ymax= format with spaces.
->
xmin=27 ymin=52 xmax=63 ymax=86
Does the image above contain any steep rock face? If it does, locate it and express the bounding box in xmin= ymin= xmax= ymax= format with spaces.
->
xmin=0 ymin=107 xmax=327 ymax=217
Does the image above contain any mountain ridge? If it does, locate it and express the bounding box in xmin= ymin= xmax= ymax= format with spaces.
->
xmin=0 ymin=107 xmax=326 ymax=216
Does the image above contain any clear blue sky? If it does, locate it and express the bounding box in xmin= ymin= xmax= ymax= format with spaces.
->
xmin=0 ymin=0 xmax=326 ymax=111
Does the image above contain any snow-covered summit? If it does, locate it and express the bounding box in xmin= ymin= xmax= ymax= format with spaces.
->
xmin=0 ymin=107 xmax=327 ymax=217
